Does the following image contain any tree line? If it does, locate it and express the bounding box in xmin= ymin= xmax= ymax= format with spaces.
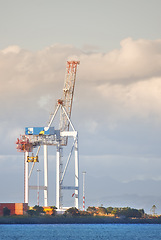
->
xmin=86 ymin=206 xmax=145 ymax=218
xmin=3 ymin=205 xmax=145 ymax=218
xmin=65 ymin=206 xmax=145 ymax=218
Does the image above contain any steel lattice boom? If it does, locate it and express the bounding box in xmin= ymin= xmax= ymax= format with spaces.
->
xmin=61 ymin=61 xmax=80 ymax=132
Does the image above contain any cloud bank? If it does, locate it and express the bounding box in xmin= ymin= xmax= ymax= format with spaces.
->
xmin=0 ymin=38 xmax=161 ymax=152
xmin=1 ymin=38 xmax=161 ymax=207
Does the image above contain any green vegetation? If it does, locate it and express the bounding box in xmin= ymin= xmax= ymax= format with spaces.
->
xmin=110 ymin=207 xmax=144 ymax=218
xmin=27 ymin=205 xmax=57 ymax=216
xmin=25 ymin=205 xmax=145 ymax=219
xmin=86 ymin=206 xmax=145 ymax=218
xmin=49 ymin=206 xmax=57 ymax=216
xmin=1 ymin=205 xmax=161 ymax=224
xmin=27 ymin=205 xmax=45 ymax=216
xmin=3 ymin=207 xmax=10 ymax=216
xmin=64 ymin=207 xmax=80 ymax=216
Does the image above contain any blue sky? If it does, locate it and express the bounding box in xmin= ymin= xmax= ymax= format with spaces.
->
xmin=1 ymin=0 xmax=161 ymax=213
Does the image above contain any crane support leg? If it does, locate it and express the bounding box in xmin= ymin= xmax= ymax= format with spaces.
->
xmin=44 ymin=145 xmax=48 ymax=207
xmin=74 ymin=136 xmax=79 ymax=209
xmin=56 ymin=144 xmax=62 ymax=210
xmin=24 ymin=151 xmax=29 ymax=203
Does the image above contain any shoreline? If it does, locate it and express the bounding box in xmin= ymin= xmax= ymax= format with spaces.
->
xmin=0 ymin=216 xmax=161 ymax=224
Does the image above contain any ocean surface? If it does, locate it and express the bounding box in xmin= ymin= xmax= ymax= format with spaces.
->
xmin=0 ymin=224 xmax=161 ymax=240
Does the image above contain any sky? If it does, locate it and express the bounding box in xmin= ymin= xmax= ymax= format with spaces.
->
xmin=1 ymin=0 xmax=161 ymax=213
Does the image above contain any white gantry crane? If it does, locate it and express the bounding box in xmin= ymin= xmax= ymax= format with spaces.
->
xmin=16 ymin=60 xmax=80 ymax=210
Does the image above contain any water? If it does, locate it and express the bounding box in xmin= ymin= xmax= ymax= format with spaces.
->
xmin=0 ymin=224 xmax=161 ymax=240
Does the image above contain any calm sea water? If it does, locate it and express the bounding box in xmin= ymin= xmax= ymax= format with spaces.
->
xmin=0 ymin=224 xmax=161 ymax=240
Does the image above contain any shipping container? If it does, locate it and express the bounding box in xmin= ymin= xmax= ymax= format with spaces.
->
xmin=0 ymin=203 xmax=28 ymax=216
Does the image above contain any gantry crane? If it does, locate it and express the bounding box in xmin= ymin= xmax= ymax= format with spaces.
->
xmin=16 ymin=60 xmax=80 ymax=210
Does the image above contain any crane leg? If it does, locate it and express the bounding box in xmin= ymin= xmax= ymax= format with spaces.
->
xmin=56 ymin=144 xmax=61 ymax=210
xmin=74 ymin=136 xmax=79 ymax=209
xmin=44 ymin=145 xmax=48 ymax=207
xmin=24 ymin=151 xmax=29 ymax=204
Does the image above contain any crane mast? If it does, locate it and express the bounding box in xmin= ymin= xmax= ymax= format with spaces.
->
xmin=16 ymin=60 xmax=80 ymax=210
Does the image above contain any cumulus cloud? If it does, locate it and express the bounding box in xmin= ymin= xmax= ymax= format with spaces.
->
xmin=79 ymin=38 xmax=161 ymax=84
xmin=1 ymin=38 xmax=161 ymax=206
xmin=95 ymin=77 xmax=161 ymax=122
xmin=1 ymin=38 xmax=161 ymax=156
xmin=2 ymin=45 xmax=21 ymax=54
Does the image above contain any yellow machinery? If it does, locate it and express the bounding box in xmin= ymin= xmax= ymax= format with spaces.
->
xmin=27 ymin=155 xmax=39 ymax=163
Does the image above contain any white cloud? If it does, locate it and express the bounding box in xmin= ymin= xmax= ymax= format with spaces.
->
xmin=79 ymin=38 xmax=161 ymax=84
xmin=1 ymin=38 xmax=161 ymax=207
xmin=0 ymin=38 xmax=161 ymax=156
xmin=96 ymin=77 xmax=161 ymax=122
xmin=2 ymin=45 xmax=21 ymax=54
xmin=38 ymin=94 xmax=52 ymax=110
xmin=84 ymin=120 xmax=98 ymax=134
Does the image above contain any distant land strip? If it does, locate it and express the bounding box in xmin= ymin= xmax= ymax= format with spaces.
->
xmin=0 ymin=216 xmax=161 ymax=224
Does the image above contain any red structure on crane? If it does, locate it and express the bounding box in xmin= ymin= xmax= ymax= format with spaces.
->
xmin=16 ymin=136 xmax=33 ymax=152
